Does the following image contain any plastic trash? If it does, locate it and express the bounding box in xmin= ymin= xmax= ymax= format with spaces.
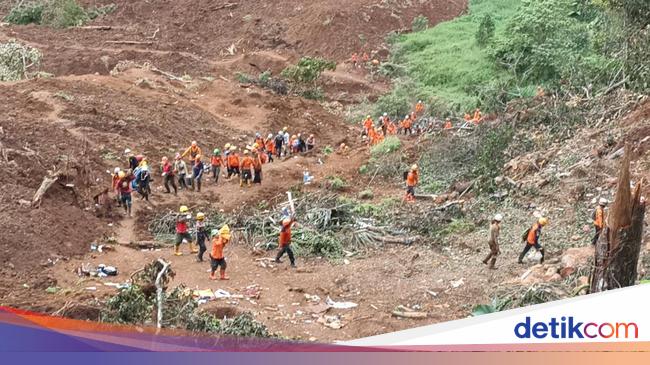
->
xmin=303 ymin=171 xmax=314 ymax=185
xmin=325 ymin=296 xmax=358 ymax=309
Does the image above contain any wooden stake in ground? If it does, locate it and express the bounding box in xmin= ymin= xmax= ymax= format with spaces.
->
xmin=590 ymin=145 xmax=645 ymax=293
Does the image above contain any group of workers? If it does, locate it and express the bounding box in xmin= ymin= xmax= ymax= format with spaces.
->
xmin=360 ymin=103 xmax=485 ymax=147
xmin=174 ymin=205 xmax=298 ymax=280
xmin=110 ymin=128 xmax=317 ymax=215
xmin=481 ymin=198 xmax=610 ymax=269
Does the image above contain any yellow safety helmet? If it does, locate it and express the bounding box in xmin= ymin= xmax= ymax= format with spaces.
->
xmin=538 ymin=217 xmax=549 ymax=226
xmin=196 ymin=212 xmax=205 ymax=221
xmin=411 ymin=164 xmax=419 ymax=171
xmin=230 ymin=146 xmax=237 ymax=151
xmin=219 ymin=224 xmax=231 ymax=240
xmin=118 ymin=171 xmax=126 ymax=179
xmin=225 ymin=143 xmax=231 ymax=149
xmin=179 ymin=205 xmax=189 ymax=213
xmin=243 ymin=150 xmax=249 ymax=155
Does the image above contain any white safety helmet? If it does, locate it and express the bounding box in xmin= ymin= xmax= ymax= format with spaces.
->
xmin=124 ymin=148 xmax=131 ymax=155
xmin=383 ymin=112 xmax=388 ymax=117
xmin=493 ymin=214 xmax=503 ymax=222
xmin=114 ymin=167 xmax=121 ymax=174
xmin=599 ymin=198 xmax=609 ymax=206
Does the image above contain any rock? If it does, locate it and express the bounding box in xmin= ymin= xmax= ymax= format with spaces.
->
xmin=571 ymin=235 xmax=581 ymax=241
xmin=577 ymin=276 xmax=589 ymax=287
xmin=560 ymin=267 xmax=576 ymax=278
xmin=560 ymin=247 xmax=593 ymax=270
xmin=545 ymin=266 xmax=559 ymax=277
xmin=547 ymin=273 xmax=562 ymax=282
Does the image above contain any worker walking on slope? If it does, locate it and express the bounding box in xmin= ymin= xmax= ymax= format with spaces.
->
xmin=275 ymin=216 xmax=297 ymax=268
xmin=161 ymin=157 xmax=177 ymax=195
xmin=227 ymin=146 xmax=240 ymax=179
xmin=112 ymin=167 xmax=122 ymax=207
xmin=174 ymin=153 xmax=189 ymax=190
xmin=518 ymin=217 xmax=548 ymax=264
xmin=182 ymin=141 xmax=202 ymax=164
xmin=117 ymin=170 xmax=134 ymax=217
xmin=482 ymin=214 xmax=503 ymax=269
xmin=405 ymin=164 xmax=419 ymax=203
xmin=210 ymin=149 xmax=223 ymax=184
xmin=265 ymin=134 xmax=275 ymax=162
xmin=195 ymin=212 xmax=208 ymax=262
xmin=415 ymin=100 xmax=425 ymax=115
xmin=240 ymin=150 xmax=254 ymax=187
xmin=403 ymin=115 xmax=413 ymax=135
xmin=252 ymin=150 xmax=263 ymax=184
xmin=175 ymin=205 xmax=194 ymax=256
xmin=592 ymin=198 xmax=608 ymax=245
xmin=209 ymin=225 xmax=231 ymax=280
xmin=192 ymin=155 xmax=204 ymax=192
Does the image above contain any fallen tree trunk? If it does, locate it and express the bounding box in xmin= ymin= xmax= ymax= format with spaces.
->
xmin=105 ymin=40 xmax=153 ymax=46
xmin=391 ymin=310 xmax=428 ymax=319
xmin=32 ymin=172 xmax=61 ymax=207
xmin=590 ymin=145 xmax=645 ymax=293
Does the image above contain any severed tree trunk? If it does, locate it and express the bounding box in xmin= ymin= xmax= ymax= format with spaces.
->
xmin=590 ymin=145 xmax=646 ymax=293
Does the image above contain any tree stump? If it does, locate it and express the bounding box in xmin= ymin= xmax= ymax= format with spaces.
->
xmin=590 ymin=145 xmax=646 ymax=292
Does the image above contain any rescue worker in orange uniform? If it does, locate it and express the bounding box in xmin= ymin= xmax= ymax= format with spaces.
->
xmin=210 ymin=149 xmax=223 ymax=184
xmin=265 ymin=133 xmax=275 ymax=163
xmin=518 ymin=217 xmax=548 ymax=264
xmin=473 ymin=108 xmax=482 ymax=124
xmin=351 ymin=53 xmax=359 ymax=68
xmin=464 ymin=113 xmax=472 ymax=123
xmin=226 ymin=146 xmax=240 ymax=179
xmin=252 ymin=150 xmax=263 ymax=184
xmin=209 ymin=225 xmax=231 ymax=280
xmin=403 ymin=115 xmax=413 ymax=135
xmin=275 ymin=216 xmax=297 ymax=268
xmin=592 ymin=198 xmax=608 ymax=245
xmin=240 ymin=150 xmax=254 ymax=187
xmin=405 ymin=164 xmax=419 ymax=202
xmin=363 ymin=115 xmax=373 ymax=136
xmin=182 ymin=141 xmax=202 ymax=165
xmin=415 ymin=100 xmax=425 ymax=115
xmin=444 ymin=118 xmax=453 ymax=130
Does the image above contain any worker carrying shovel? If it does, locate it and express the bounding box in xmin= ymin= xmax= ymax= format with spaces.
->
xmin=209 ymin=225 xmax=231 ymax=280
xmin=275 ymin=192 xmax=297 ymax=268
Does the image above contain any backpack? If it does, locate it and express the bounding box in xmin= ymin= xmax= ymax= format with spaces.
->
xmin=522 ymin=228 xmax=530 ymax=242
xmin=403 ymin=171 xmax=409 ymax=181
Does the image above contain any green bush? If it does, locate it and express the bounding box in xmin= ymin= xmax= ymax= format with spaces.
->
xmin=322 ymin=145 xmax=334 ymax=155
xmin=327 ymin=176 xmax=348 ymax=191
xmin=358 ymin=164 xmax=369 ymax=174
xmin=87 ymin=4 xmax=116 ymax=20
xmin=41 ymin=0 xmax=89 ymax=28
xmin=3 ymin=2 xmax=44 ymax=25
xmin=412 ymin=15 xmax=430 ymax=32
xmin=475 ymin=14 xmax=495 ymax=46
xmin=370 ymin=136 xmax=402 ymax=157
xmin=281 ymin=57 xmax=336 ymax=85
xmin=299 ymin=87 xmax=324 ymax=100
xmin=358 ymin=189 xmax=374 ymax=200
xmin=473 ymin=124 xmax=514 ymax=192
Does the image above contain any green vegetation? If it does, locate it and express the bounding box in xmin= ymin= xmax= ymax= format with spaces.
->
xmin=281 ymin=57 xmax=336 ymax=85
xmin=370 ymin=136 xmax=402 ymax=157
xmin=4 ymin=1 xmax=116 ymax=28
xmin=411 ymin=15 xmax=430 ymax=32
xmin=326 ymin=176 xmax=348 ymax=191
xmin=381 ymin=0 xmax=647 ymax=112
xmin=475 ymin=14 xmax=495 ymax=47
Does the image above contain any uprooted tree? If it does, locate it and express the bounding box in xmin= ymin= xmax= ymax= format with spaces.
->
xmin=590 ymin=145 xmax=646 ymax=292
xmin=0 ymin=39 xmax=42 ymax=81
